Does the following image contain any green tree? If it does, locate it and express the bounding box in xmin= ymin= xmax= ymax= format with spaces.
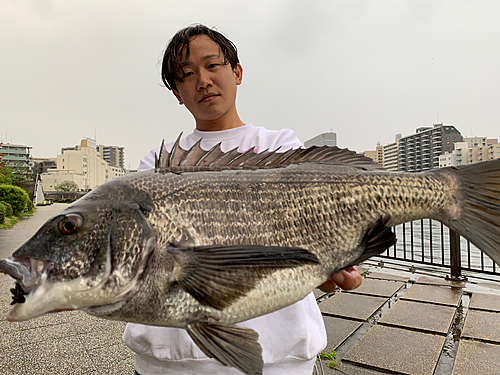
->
xmin=55 ymin=180 xmax=79 ymax=193
xmin=1 ymin=161 xmax=34 ymax=193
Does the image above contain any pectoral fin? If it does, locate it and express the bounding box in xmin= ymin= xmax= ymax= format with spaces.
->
xmin=343 ymin=217 xmax=396 ymax=269
xmin=187 ymin=321 xmax=263 ymax=375
xmin=168 ymin=244 xmax=319 ymax=310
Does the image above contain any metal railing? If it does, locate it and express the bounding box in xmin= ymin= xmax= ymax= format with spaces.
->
xmin=378 ymin=219 xmax=499 ymax=278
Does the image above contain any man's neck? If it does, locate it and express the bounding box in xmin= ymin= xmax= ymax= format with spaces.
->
xmin=195 ymin=112 xmax=245 ymax=132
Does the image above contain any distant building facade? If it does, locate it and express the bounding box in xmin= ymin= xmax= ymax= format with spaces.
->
xmin=397 ymin=123 xmax=463 ymax=172
xmin=32 ymin=157 xmax=57 ymax=176
xmin=363 ymin=144 xmax=384 ymax=166
xmin=96 ymin=145 xmax=125 ymax=168
xmin=439 ymin=139 xmax=500 ymax=167
xmin=304 ymin=132 xmax=337 ymax=148
xmin=0 ymin=143 xmax=33 ymax=168
xmin=382 ymin=134 xmax=401 ymax=171
xmin=41 ymin=138 xmax=125 ymax=192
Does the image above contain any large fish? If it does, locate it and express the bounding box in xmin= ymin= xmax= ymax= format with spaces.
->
xmin=1 ymin=140 xmax=500 ymax=375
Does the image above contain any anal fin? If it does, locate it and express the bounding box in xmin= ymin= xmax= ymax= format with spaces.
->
xmin=187 ymin=321 xmax=263 ymax=375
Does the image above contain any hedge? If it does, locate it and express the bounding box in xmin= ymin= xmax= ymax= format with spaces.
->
xmin=0 ymin=185 xmax=30 ymax=215
xmin=0 ymin=203 xmax=5 ymax=224
xmin=0 ymin=201 xmax=13 ymax=217
xmin=0 ymin=174 xmax=12 ymax=185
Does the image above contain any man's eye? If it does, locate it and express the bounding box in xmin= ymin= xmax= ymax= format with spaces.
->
xmin=207 ymin=63 xmax=219 ymax=69
xmin=183 ymin=72 xmax=194 ymax=78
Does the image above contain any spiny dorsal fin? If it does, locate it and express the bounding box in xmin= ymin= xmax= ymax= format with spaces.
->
xmin=154 ymin=133 xmax=384 ymax=171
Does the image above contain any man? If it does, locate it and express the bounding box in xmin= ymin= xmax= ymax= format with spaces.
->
xmin=124 ymin=24 xmax=362 ymax=375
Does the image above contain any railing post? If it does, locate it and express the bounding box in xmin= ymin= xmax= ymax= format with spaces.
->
xmin=449 ymin=228 xmax=461 ymax=278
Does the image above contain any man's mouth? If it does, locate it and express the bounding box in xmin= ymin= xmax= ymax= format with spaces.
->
xmin=199 ymin=93 xmax=219 ymax=103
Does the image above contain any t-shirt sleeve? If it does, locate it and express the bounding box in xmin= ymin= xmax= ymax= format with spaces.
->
xmin=137 ymin=147 xmax=160 ymax=172
xmin=273 ymin=128 xmax=304 ymax=150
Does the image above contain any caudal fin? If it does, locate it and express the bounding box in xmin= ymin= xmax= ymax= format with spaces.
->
xmin=442 ymin=159 xmax=500 ymax=266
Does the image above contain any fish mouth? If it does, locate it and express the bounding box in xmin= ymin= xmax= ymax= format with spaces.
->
xmin=0 ymin=257 xmax=54 ymax=297
xmin=0 ymin=236 xmax=156 ymax=322
xmin=0 ymin=257 xmax=60 ymax=321
xmin=0 ymin=250 xmax=114 ymax=322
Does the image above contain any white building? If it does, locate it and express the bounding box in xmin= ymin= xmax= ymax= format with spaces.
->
xmin=42 ymin=138 xmax=125 ymax=192
xmin=0 ymin=143 xmax=33 ymax=167
xmin=304 ymin=132 xmax=337 ymax=148
xmin=439 ymin=139 xmax=500 ymax=167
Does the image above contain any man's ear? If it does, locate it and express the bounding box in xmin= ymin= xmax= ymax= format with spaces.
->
xmin=234 ymin=63 xmax=243 ymax=86
xmin=173 ymin=89 xmax=184 ymax=105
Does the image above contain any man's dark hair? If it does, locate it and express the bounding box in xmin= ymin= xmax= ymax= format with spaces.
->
xmin=161 ymin=24 xmax=239 ymax=91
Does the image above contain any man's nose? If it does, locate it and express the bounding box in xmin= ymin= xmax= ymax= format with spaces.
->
xmin=197 ymin=71 xmax=213 ymax=90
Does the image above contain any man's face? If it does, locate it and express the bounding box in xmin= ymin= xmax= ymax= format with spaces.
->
xmin=172 ymin=35 xmax=243 ymax=127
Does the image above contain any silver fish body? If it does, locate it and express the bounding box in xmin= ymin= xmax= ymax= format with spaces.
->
xmin=1 ymin=143 xmax=500 ymax=375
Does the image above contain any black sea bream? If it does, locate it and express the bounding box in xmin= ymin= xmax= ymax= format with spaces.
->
xmin=1 ymin=140 xmax=500 ymax=375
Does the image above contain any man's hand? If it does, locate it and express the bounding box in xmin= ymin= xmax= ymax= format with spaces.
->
xmin=318 ymin=266 xmax=362 ymax=293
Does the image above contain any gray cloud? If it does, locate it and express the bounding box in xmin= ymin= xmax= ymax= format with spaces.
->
xmin=1 ymin=0 xmax=499 ymax=167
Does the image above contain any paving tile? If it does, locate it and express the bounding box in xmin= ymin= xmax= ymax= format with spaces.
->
xmin=452 ymin=340 xmax=500 ymax=375
xmin=0 ymin=344 xmax=26 ymax=371
xmin=366 ymin=271 xmax=412 ymax=282
xmin=0 ymin=321 xmax=76 ymax=349
xmin=319 ymin=293 xmax=387 ymax=321
xmin=77 ymin=323 xmax=127 ymax=351
xmin=22 ymin=335 xmax=97 ymax=374
xmin=415 ymin=275 xmax=465 ymax=288
xmin=314 ymin=288 xmax=328 ymax=299
xmin=346 ymin=278 xmax=405 ymax=297
xmin=461 ymin=310 xmax=500 ymax=343
xmin=343 ymin=325 xmax=446 ymax=375
xmin=0 ymin=311 xmax=72 ymax=334
xmin=378 ymin=300 xmax=456 ymax=334
xmin=0 ymin=364 xmax=26 ymax=375
xmin=87 ymin=342 xmax=135 ymax=373
xmin=322 ymin=316 xmax=362 ymax=352
xmin=469 ymin=292 xmax=500 ymax=312
xmin=401 ymin=284 xmax=463 ymax=307
xmin=332 ymin=361 xmax=387 ymax=374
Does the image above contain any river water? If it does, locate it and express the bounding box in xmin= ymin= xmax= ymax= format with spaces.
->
xmin=381 ymin=219 xmax=497 ymax=273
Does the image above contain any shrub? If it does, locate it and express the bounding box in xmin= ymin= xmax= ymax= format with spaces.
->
xmin=0 ymin=174 xmax=12 ymax=185
xmin=26 ymin=199 xmax=34 ymax=211
xmin=0 ymin=185 xmax=30 ymax=215
xmin=0 ymin=201 xmax=13 ymax=216
xmin=0 ymin=203 xmax=5 ymax=224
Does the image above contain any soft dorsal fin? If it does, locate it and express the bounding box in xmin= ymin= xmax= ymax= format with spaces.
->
xmin=154 ymin=133 xmax=384 ymax=171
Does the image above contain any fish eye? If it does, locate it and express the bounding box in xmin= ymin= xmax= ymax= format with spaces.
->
xmin=58 ymin=214 xmax=84 ymax=235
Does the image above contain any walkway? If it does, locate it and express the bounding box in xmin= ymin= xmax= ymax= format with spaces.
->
xmin=1 ymin=204 xmax=500 ymax=374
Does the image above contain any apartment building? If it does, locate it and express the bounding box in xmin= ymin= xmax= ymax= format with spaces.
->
xmin=397 ymin=123 xmax=462 ymax=172
xmin=0 ymin=143 xmax=33 ymax=167
xmin=382 ymin=134 xmax=401 ymax=171
xmin=41 ymin=138 xmax=125 ymax=192
xmin=439 ymin=139 xmax=500 ymax=167
xmin=96 ymin=145 xmax=125 ymax=168
xmin=363 ymin=144 xmax=384 ymax=166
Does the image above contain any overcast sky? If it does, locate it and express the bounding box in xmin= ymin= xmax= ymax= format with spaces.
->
xmin=1 ymin=0 xmax=499 ymax=168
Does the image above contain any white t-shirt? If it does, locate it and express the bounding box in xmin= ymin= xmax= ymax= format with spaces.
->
xmin=124 ymin=123 xmax=327 ymax=375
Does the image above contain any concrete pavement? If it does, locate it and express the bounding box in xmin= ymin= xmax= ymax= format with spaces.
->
xmin=1 ymin=204 xmax=500 ymax=374
xmin=0 ymin=204 xmax=134 ymax=374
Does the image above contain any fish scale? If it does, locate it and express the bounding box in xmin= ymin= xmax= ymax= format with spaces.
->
xmin=1 ymin=142 xmax=499 ymax=375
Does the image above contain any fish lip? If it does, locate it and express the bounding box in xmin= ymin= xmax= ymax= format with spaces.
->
xmin=199 ymin=93 xmax=219 ymax=103
xmin=0 ymin=257 xmax=54 ymax=295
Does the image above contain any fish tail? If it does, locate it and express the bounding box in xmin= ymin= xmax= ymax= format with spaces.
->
xmin=442 ymin=159 xmax=500 ymax=265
